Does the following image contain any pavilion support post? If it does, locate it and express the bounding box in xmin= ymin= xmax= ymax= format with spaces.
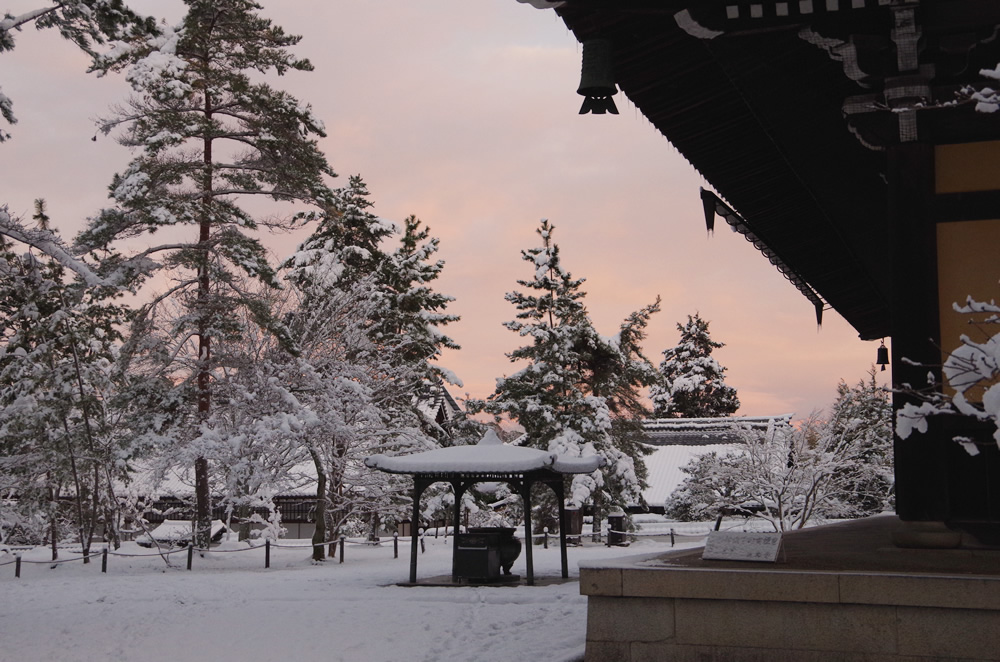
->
xmin=410 ymin=478 xmax=429 ymax=584
xmin=521 ymin=480 xmax=535 ymax=586
xmin=555 ymin=480 xmax=569 ymax=579
xmin=451 ymin=481 xmax=466 ymax=582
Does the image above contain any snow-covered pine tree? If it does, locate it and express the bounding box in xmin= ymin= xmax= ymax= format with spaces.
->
xmin=664 ymin=451 xmax=744 ymax=521
xmin=76 ymin=0 xmax=338 ymax=546
xmin=376 ymin=215 xmax=463 ymax=441
xmin=650 ymin=313 xmax=740 ymax=418
xmin=826 ymin=368 xmax=893 ymax=517
xmin=476 ymin=219 xmax=659 ymax=515
xmin=284 ymin=175 xmax=393 ymax=293
xmin=0 ymin=1 xmax=156 ymax=142
xmin=0 ymin=226 xmax=135 ymax=558
xmin=376 ymin=215 xmax=460 ymax=375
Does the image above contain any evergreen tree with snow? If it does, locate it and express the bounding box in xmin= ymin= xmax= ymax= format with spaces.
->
xmin=475 ymin=220 xmax=659 ymax=515
xmin=0 ymin=226 xmax=138 ymax=556
xmin=826 ymin=368 xmax=893 ymax=517
xmin=376 ymin=215 xmax=463 ymax=441
xmin=284 ymin=175 xmax=392 ymax=293
xmin=285 ymin=185 xmax=463 ymax=442
xmin=376 ymin=215 xmax=460 ymax=377
xmin=651 ymin=313 xmax=739 ymax=418
xmin=664 ymin=451 xmax=744 ymax=522
xmin=70 ymin=0 xmax=338 ymax=545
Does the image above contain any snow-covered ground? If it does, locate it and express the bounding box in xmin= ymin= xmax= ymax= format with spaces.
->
xmin=0 ymin=534 xmax=701 ymax=662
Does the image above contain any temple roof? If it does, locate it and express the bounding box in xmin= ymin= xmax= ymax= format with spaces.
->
xmin=550 ymin=0 xmax=1000 ymax=339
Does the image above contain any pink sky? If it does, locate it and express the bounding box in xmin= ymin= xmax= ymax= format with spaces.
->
xmin=1 ymin=0 xmax=889 ymax=418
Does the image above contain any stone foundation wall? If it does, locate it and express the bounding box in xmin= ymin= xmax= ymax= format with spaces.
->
xmin=582 ymin=560 xmax=1000 ymax=661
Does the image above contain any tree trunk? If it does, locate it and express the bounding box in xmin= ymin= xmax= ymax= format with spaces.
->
xmin=194 ymin=75 xmax=215 ymax=550
xmin=237 ymin=502 xmax=251 ymax=541
xmin=311 ymin=456 xmax=327 ymax=562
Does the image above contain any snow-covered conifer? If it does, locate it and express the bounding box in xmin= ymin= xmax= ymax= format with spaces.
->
xmin=664 ymin=451 xmax=744 ymax=521
xmin=376 ymin=215 xmax=460 ymax=377
xmin=826 ymin=368 xmax=893 ymax=517
xmin=475 ymin=220 xmax=659 ymax=515
xmin=651 ymin=313 xmax=739 ymax=418
xmin=0 ymin=231 xmax=137 ymax=555
xmin=76 ymin=0 xmax=337 ymax=545
xmin=284 ymin=175 xmax=391 ymax=293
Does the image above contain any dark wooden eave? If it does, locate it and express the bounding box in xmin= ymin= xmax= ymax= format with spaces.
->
xmin=555 ymin=0 xmax=1000 ymax=340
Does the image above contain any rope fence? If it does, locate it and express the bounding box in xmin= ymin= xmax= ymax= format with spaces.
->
xmin=1 ymin=522 xmax=708 ymax=579
xmin=0 ymin=530 xmax=438 ymax=578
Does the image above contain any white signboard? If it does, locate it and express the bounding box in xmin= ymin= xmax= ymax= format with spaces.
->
xmin=702 ymin=531 xmax=782 ymax=562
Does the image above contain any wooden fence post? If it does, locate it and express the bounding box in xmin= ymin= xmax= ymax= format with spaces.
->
xmin=187 ymin=544 xmax=194 ymax=571
xmin=265 ymin=539 xmax=270 ymax=569
xmin=339 ymin=535 xmax=345 ymax=564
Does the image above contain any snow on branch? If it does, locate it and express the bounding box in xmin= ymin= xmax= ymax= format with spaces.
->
xmin=897 ymin=295 xmax=1000 ymax=455
xmin=0 ymin=7 xmax=56 ymax=34
xmin=0 ymin=205 xmax=164 ymax=288
xmin=954 ymin=296 xmax=1000 ymax=317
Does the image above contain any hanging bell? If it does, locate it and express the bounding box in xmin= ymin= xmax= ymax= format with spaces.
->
xmin=876 ymin=340 xmax=889 ymax=371
xmin=577 ymin=39 xmax=619 ymax=115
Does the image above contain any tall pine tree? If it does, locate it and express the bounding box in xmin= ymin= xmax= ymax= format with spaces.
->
xmin=651 ymin=313 xmax=740 ymax=418
xmin=476 ymin=220 xmax=659 ymax=513
xmin=79 ymin=0 xmax=338 ymax=545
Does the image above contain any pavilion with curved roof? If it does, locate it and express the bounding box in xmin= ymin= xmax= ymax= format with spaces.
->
xmin=365 ymin=429 xmax=604 ymax=585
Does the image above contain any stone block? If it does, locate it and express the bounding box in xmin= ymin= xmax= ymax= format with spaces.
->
xmin=584 ymin=640 xmax=630 ymax=662
xmin=897 ymin=606 xmax=1000 ymax=660
xmin=586 ymin=596 xmax=675 ymax=644
xmin=674 ymin=598 xmax=897 ymax=654
xmin=628 ymin=642 xmax=928 ymax=662
xmin=580 ymin=566 xmax=623 ymax=596
xmin=621 ymin=567 xmax=840 ymax=604
xmin=839 ymin=573 xmax=1000 ymax=610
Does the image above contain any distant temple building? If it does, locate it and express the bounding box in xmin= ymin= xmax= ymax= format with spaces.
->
xmin=640 ymin=415 xmax=792 ymax=510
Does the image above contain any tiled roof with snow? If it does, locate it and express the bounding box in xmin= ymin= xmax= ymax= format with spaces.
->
xmin=642 ymin=414 xmax=793 ymax=446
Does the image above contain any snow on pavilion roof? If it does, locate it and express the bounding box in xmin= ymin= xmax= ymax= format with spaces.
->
xmin=364 ymin=429 xmax=604 ymax=476
xmin=514 ymin=0 xmax=564 ymax=8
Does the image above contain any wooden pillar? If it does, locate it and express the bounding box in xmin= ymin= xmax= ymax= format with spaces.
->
xmin=888 ymin=141 xmax=952 ymax=527
xmin=451 ymin=480 xmax=466 ymax=581
xmin=555 ymin=479 xmax=569 ymax=579
xmin=521 ymin=480 xmax=534 ymax=586
xmin=409 ymin=478 xmax=429 ymax=584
